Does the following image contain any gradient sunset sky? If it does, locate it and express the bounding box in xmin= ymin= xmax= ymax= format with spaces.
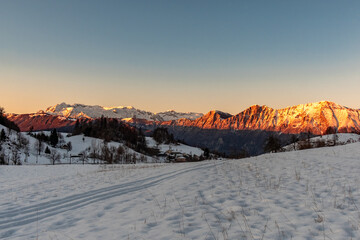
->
xmin=1 ymin=0 xmax=360 ymax=114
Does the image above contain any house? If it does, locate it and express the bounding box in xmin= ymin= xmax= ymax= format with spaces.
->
xmin=164 ymin=150 xmax=189 ymax=162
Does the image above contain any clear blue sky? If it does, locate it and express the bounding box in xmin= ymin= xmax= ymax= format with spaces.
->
xmin=1 ymin=0 xmax=360 ymax=114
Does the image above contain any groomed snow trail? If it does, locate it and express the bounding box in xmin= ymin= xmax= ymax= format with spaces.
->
xmin=0 ymin=161 xmax=223 ymax=239
xmin=0 ymin=162 xmax=217 ymax=229
xmin=1 ymin=143 xmax=360 ymax=239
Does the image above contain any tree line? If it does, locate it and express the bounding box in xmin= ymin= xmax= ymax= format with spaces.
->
xmin=73 ymin=117 xmax=159 ymax=156
xmin=0 ymin=107 xmax=19 ymax=132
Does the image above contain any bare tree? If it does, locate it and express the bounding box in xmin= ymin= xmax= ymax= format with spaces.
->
xmin=90 ymin=140 xmax=99 ymax=164
xmin=66 ymin=141 xmax=72 ymax=152
xmin=132 ymin=153 xmax=137 ymax=164
xmin=34 ymin=139 xmax=44 ymax=156
xmin=332 ymin=133 xmax=339 ymax=146
xmin=11 ymin=149 xmax=21 ymax=165
xmin=79 ymin=150 xmax=88 ymax=164
xmin=114 ymin=145 xmax=124 ymax=164
xmin=0 ymin=149 xmax=6 ymax=165
xmin=16 ymin=132 xmax=29 ymax=151
xmin=7 ymin=128 xmax=13 ymax=138
xmin=62 ymin=152 xmax=69 ymax=163
xmin=23 ymin=143 xmax=30 ymax=163
xmin=58 ymin=132 xmax=65 ymax=145
xmin=101 ymin=141 xmax=110 ymax=164
xmin=48 ymin=150 xmax=61 ymax=165
xmin=291 ymin=135 xmax=298 ymax=150
xmin=140 ymin=154 xmax=147 ymax=162
xmin=264 ymin=135 xmax=282 ymax=153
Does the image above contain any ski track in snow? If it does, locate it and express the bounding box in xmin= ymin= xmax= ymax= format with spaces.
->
xmin=1 ymin=143 xmax=360 ymax=239
xmin=0 ymin=161 xmax=219 ymax=237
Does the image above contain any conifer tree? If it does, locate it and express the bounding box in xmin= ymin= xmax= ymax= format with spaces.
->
xmin=45 ymin=146 xmax=51 ymax=154
xmin=50 ymin=129 xmax=59 ymax=147
xmin=264 ymin=135 xmax=282 ymax=153
xmin=0 ymin=129 xmax=6 ymax=142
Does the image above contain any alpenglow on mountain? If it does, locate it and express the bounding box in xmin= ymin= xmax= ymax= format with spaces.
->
xmin=43 ymin=102 xmax=203 ymax=121
xmin=7 ymin=101 xmax=360 ymax=135
xmin=160 ymin=101 xmax=360 ymax=134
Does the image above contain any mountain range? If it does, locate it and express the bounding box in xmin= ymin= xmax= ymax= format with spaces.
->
xmin=7 ymin=101 xmax=360 ymax=135
xmin=6 ymin=101 xmax=360 ymax=156
xmin=160 ymin=101 xmax=360 ymax=134
xmin=6 ymin=103 xmax=203 ymax=132
xmin=43 ymin=102 xmax=203 ymax=121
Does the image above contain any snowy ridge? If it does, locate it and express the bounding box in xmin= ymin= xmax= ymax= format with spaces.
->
xmin=43 ymin=102 xmax=203 ymax=121
xmin=8 ymin=101 xmax=360 ymax=135
xmin=162 ymin=101 xmax=360 ymax=134
xmin=156 ymin=110 xmax=203 ymax=121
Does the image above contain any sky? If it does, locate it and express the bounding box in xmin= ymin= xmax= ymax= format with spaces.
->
xmin=1 ymin=0 xmax=360 ymax=114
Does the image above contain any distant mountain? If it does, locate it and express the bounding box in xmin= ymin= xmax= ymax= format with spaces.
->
xmin=156 ymin=110 xmax=203 ymax=121
xmin=7 ymin=101 xmax=360 ymax=156
xmin=6 ymin=113 xmax=77 ymax=132
xmin=44 ymin=102 xmax=203 ymax=121
xmin=160 ymin=101 xmax=360 ymax=135
xmin=6 ymin=103 xmax=203 ymax=132
xmin=8 ymin=101 xmax=360 ymax=135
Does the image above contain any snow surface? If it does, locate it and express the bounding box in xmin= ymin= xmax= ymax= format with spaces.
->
xmin=310 ymin=133 xmax=360 ymax=144
xmin=284 ymin=133 xmax=360 ymax=151
xmin=1 ymin=143 xmax=360 ymax=239
xmin=146 ymin=137 xmax=204 ymax=156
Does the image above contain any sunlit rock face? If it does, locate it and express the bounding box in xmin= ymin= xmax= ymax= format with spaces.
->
xmin=161 ymin=101 xmax=360 ymax=135
xmin=6 ymin=103 xmax=203 ymax=132
xmin=6 ymin=113 xmax=77 ymax=132
xmin=7 ymin=101 xmax=360 ymax=135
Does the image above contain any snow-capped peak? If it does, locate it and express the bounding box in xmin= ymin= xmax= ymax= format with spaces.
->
xmin=160 ymin=101 xmax=360 ymax=135
xmin=41 ymin=103 xmax=203 ymax=121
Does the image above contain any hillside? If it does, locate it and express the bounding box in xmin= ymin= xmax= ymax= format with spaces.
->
xmin=0 ymin=124 xmax=154 ymax=165
xmin=1 ymin=141 xmax=360 ymax=239
xmin=283 ymin=133 xmax=360 ymax=151
xmin=0 ymin=122 xmax=204 ymax=165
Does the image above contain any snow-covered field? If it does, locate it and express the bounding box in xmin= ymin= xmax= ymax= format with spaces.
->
xmin=146 ymin=137 xmax=204 ymax=156
xmin=1 ymin=142 xmax=360 ymax=239
xmin=284 ymin=133 xmax=360 ymax=151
